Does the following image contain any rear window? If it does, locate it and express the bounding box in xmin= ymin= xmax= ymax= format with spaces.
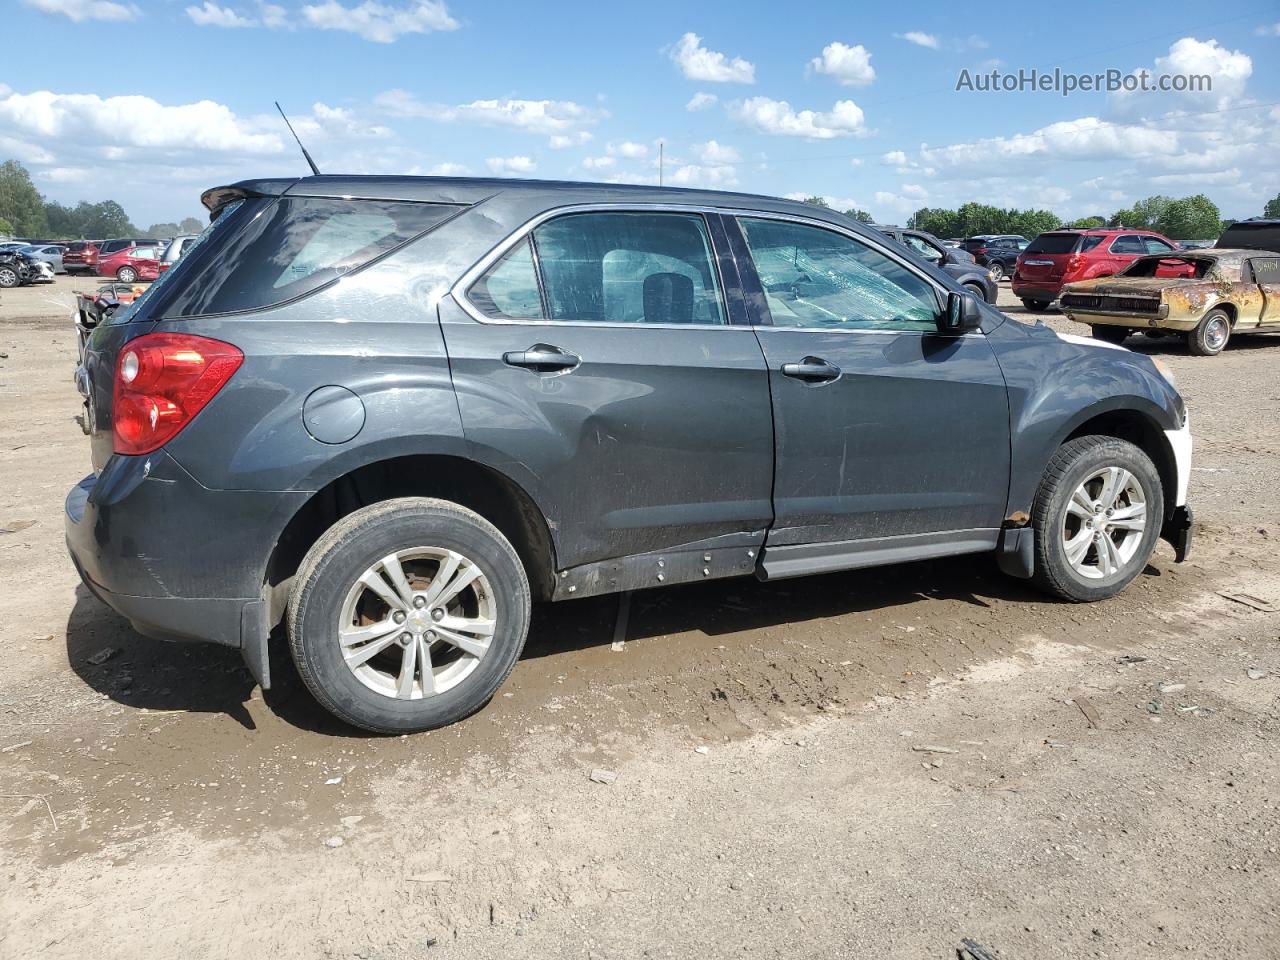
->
xmin=1025 ymin=234 xmax=1082 ymax=255
xmin=1218 ymin=221 xmax=1280 ymax=254
xmin=152 ymin=196 xmax=459 ymax=318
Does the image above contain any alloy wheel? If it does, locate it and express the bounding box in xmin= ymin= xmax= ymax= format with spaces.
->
xmin=337 ymin=547 xmax=497 ymax=700
xmin=1060 ymin=466 xmax=1147 ymax=580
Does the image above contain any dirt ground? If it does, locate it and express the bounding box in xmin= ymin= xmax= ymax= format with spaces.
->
xmin=2 ymin=275 xmax=1278 ymax=959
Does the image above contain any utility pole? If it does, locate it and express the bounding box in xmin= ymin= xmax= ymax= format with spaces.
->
xmin=659 ymin=141 xmax=664 ymax=187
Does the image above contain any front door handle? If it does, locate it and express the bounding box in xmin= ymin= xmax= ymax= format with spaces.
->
xmin=503 ymin=344 xmax=580 ymax=373
xmin=781 ymin=356 xmax=841 ymax=384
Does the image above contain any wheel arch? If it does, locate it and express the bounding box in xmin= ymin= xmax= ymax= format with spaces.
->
xmin=264 ymin=453 xmax=559 ymax=630
xmin=1061 ymin=407 xmax=1177 ymax=525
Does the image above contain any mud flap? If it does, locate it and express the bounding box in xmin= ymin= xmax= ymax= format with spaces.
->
xmin=240 ymin=598 xmax=271 ymax=689
xmin=996 ymin=526 xmax=1035 ymax=579
xmin=1162 ymin=505 xmax=1194 ymax=563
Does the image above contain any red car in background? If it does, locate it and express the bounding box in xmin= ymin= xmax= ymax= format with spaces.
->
xmin=1011 ymin=228 xmax=1181 ymax=311
xmin=96 ymin=243 xmax=161 ymax=282
xmin=61 ymin=241 xmax=100 ymax=274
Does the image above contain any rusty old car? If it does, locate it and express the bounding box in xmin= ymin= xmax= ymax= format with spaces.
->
xmin=1060 ymin=249 xmax=1280 ymax=356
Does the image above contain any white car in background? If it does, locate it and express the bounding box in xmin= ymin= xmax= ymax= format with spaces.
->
xmin=19 ymin=244 xmax=66 ymax=274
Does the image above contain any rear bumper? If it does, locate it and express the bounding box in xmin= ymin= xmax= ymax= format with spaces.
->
xmin=64 ymin=454 xmax=304 ymax=659
xmin=1010 ymin=279 xmax=1063 ymax=300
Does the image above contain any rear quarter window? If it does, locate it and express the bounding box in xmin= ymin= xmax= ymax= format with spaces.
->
xmin=154 ymin=196 xmax=460 ymax=318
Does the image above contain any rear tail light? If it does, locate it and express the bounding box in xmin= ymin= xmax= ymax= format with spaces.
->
xmin=112 ymin=333 xmax=243 ymax=455
xmin=973 ymin=246 xmax=988 ymax=255
xmin=1066 ymin=254 xmax=1086 ymax=273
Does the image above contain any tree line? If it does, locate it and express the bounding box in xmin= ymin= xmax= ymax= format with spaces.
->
xmin=805 ymin=192 xmax=1280 ymax=242
xmin=0 ymin=159 xmax=203 ymax=241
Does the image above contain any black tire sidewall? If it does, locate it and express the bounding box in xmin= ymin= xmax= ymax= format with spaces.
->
xmin=1034 ymin=438 xmax=1163 ymax=602
xmin=1092 ymin=325 xmax=1130 ymax=344
xmin=290 ymin=503 xmax=530 ymax=733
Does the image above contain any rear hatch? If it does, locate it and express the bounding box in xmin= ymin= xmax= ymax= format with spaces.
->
xmin=1216 ymin=219 xmax=1280 ymax=253
xmin=1018 ymin=232 xmax=1086 ymax=282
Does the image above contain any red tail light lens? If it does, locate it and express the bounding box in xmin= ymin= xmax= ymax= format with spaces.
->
xmin=1066 ymin=254 xmax=1085 ymax=273
xmin=973 ymin=246 xmax=988 ymax=255
xmin=113 ymin=333 xmax=243 ymax=455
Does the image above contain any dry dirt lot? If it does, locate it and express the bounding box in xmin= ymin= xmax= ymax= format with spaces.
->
xmin=2 ymin=276 xmax=1279 ymax=959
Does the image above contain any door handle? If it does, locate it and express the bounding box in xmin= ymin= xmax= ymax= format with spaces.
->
xmin=503 ymin=344 xmax=580 ymax=373
xmin=781 ymin=357 xmax=841 ymax=383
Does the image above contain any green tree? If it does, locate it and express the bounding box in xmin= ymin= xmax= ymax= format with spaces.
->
xmin=44 ymin=200 xmax=81 ymax=238
xmin=1069 ymin=216 xmax=1106 ymax=229
xmin=0 ymin=216 xmax=14 ymax=237
xmin=1155 ymin=194 xmax=1222 ymax=240
xmin=0 ymin=160 xmax=48 ymax=236
xmin=1006 ymin=209 xmax=1061 ymax=237
xmin=801 ymin=196 xmax=831 ymax=208
xmin=75 ymin=200 xmax=135 ymax=238
xmin=179 ymin=216 xmax=204 ymax=234
xmin=908 ymin=207 xmax=960 ymax=237
xmin=1109 ymin=195 xmax=1171 ymax=230
xmin=843 ymin=208 xmax=874 ymax=224
xmin=144 ymin=221 xmax=181 ymax=239
xmin=1264 ymin=193 xmax=1280 ymax=219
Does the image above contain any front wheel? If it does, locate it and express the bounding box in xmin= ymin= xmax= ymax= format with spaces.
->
xmin=1030 ymin=436 xmax=1163 ymax=602
xmin=287 ymin=498 xmax=531 ymax=733
xmin=1092 ymin=325 xmax=1130 ymax=345
xmin=987 ymin=261 xmax=1005 ymax=281
xmin=0 ymin=265 xmax=17 ymax=288
xmin=116 ymin=266 xmax=138 ymax=283
xmin=1021 ymin=299 xmax=1051 ymax=313
xmin=1187 ymin=309 xmax=1230 ymax=356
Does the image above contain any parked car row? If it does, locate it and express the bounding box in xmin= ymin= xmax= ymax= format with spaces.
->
xmin=0 ymin=234 xmax=201 ymax=286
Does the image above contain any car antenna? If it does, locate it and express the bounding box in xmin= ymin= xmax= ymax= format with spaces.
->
xmin=274 ymin=101 xmax=321 ymax=176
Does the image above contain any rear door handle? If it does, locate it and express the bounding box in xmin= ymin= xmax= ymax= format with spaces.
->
xmin=503 ymin=344 xmax=580 ymax=373
xmin=781 ymin=357 xmax=841 ymax=384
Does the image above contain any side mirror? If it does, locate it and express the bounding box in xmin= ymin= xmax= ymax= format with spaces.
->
xmin=941 ymin=291 xmax=983 ymax=334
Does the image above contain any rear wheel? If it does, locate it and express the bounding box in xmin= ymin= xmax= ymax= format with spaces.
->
xmin=116 ymin=266 xmax=138 ymax=283
xmin=987 ymin=261 xmax=1005 ymax=281
xmin=1187 ymin=309 xmax=1230 ymax=356
xmin=1030 ymin=436 xmax=1163 ymax=602
xmin=287 ymin=498 xmax=531 ymax=734
xmin=1092 ymin=325 xmax=1130 ymax=345
xmin=0 ymin=265 xmax=17 ymax=288
xmin=1021 ymin=299 xmax=1051 ymax=312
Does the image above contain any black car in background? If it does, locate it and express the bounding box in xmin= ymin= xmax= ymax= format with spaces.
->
xmin=876 ymin=226 xmax=998 ymax=303
xmin=961 ymin=235 xmax=1028 ymax=281
xmin=1216 ymin=218 xmax=1280 ymax=253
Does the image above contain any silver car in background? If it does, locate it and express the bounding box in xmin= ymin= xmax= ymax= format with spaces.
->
xmin=159 ymin=234 xmax=199 ymax=273
xmin=19 ymin=244 xmax=66 ymax=274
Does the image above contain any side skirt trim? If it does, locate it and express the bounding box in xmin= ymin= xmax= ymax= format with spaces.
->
xmin=757 ymin=528 xmax=999 ymax=582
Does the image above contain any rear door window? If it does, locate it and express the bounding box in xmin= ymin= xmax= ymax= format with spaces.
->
xmin=1144 ymin=237 xmax=1176 ymax=254
xmin=1111 ymin=235 xmax=1146 ymax=254
xmin=155 ymin=197 xmax=459 ymax=318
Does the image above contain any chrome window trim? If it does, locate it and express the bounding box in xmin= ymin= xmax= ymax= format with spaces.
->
xmin=449 ymin=202 xmax=958 ymax=332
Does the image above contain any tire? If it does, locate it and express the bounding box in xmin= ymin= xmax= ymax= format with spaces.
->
xmin=117 ymin=266 xmax=138 ymax=283
xmin=1030 ymin=436 xmax=1164 ymax=602
xmin=287 ymin=498 xmax=531 ymax=733
xmin=963 ymin=282 xmax=987 ymax=302
xmin=1021 ymin=299 xmax=1051 ymax=313
xmin=0 ymin=265 xmax=17 ymax=288
xmin=987 ymin=261 xmax=1005 ymax=282
xmin=1092 ymin=325 xmax=1130 ymax=345
xmin=1187 ymin=308 xmax=1230 ymax=356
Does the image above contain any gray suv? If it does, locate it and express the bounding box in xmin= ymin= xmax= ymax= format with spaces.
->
xmin=66 ymin=176 xmax=1194 ymax=733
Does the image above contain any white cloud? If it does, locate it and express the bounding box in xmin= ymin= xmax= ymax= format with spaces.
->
xmin=895 ymin=31 xmax=939 ymax=50
xmin=686 ymin=92 xmax=718 ymax=111
xmin=293 ymin=102 xmax=392 ymax=139
xmin=696 ymin=140 xmax=740 ymax=164
xmin=301 ymin=0 xmax=457 ymax=43
xmin=1255 ymin=22 xmax=1280 ymax=37
xmin=259 ymin=2 xmax=288 ymax=26
xmin=186 ymin=1 xmax=255 ymax=26
xmin=374 ymin=90 xmax=603 ymax=135
xmin=0 ymin=89 xmax=281 ymax=155
xmin=733 ymin=96 xmax=867 ymax=139
xmin=548 ymin=132 xmax=592 ymax=148
xmin=666 ymin=163 xmax=737 ymax=188
xmin=21 ymin=0 xmax=137 ymax=21
xmin=809 ymin=42 xmax=875 ymax=86
xmin=920 ymin=116 xmax=1175 ymax=170
xmin=608 ymin=140 xmax=648 ymax=158
xmin=881 ymin=149 xmax=908 ymax=166
xmin=582 ymin=155 xmax=616 ymax=169
xmin=783 ymin=193 xmax=868 ymax=212
xmin=669 ymin=32 xmax=755 ymax=84
xmin=487 ymin=155 xmax=536 ymax=176
xmin=1155 ymin=37 xmax=1251 ymax=101
xmin=427 ymin=162 xmax=468 ymax=175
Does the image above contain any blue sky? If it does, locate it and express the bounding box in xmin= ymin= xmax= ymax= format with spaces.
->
xmin=4 ymin=0 xmax=1279 ymax=226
